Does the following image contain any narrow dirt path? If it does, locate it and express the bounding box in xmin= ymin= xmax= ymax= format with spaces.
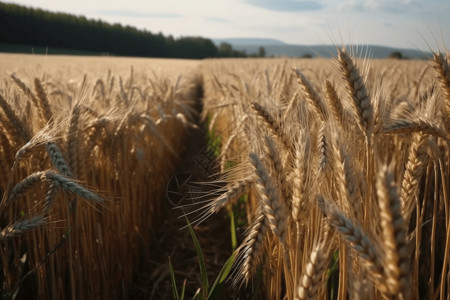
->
xmin=130 ymin=78 xmax=235 ymax=299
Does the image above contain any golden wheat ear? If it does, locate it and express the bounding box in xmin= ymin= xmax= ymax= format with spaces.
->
xmin=377 ymin=165 xmax=410 ymax=298
xmin=263 ymin=135 xmax=291 ymax=204
xmin=432 ymin=52 xmax=450 ymax=102
xmin=316 ymin=194 xmax=387 ymax=292
xmin=34 ymin=77 xmax=53 ymax=123
xmin=296 ymin=242 xmax=332 ymax=300
xmin=337 ymin=48 xmax=373 ymax=137
xmin=293 ymin=68 xmax=329 ymax=122
xmin=232 ymin=205 xmax=268 ymax=287
xmin=251 ymin=101 xmax=293 ymax=152
xmin=400 ymin=132 xmax=429 ymax=222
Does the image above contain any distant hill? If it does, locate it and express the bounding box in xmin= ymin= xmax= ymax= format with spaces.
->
xmin=212 ymin=39 xmax=431 ymax=59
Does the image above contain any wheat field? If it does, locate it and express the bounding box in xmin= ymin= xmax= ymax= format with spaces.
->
xmin=0 ymin=53 xmax=201 ymax=299
xmin=0 ymin=50 xmax=449 ymax=299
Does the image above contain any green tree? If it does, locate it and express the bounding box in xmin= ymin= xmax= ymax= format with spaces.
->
xmin=0 ymin=2 xmax=221 ymax=59
xmin=218 ymin=42 xmax=233 ymax=57
xmin=389 ymin=51 xmax=403 ymax=59
xmin=258 ymin=46 xmax=266 ymax=57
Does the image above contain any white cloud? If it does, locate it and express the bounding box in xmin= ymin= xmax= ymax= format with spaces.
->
xmin=96 ymin=10 xmax=182 ymax=18
xmin=338 ymin=0 xmax=421 ymax=13
xmin=245 ymin=0 xmax=324 ymax=11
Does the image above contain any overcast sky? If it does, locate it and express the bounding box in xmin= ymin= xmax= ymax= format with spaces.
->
xmin=5 ymin=0 xmax=450 ymax=51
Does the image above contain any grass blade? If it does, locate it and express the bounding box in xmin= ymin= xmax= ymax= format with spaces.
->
xmin=169 ymin=256 xmax=180 ymax=300
xmin=180 ymin=279 xmax=186 ymax=300
xmin=208 ymin=252 xmax=235 ymax=299
xmin=186 ymin=216 xmax=209 ymax=299
xmin=229 ymin=208 xmax=237 ymax=251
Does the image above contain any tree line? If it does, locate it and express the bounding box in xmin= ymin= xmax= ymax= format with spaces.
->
xmin=0 ymin=3 xmax=263 ymax=59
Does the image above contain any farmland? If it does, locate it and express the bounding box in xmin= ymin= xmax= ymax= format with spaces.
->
xmin=0 ymin=51 xmax=449 ymax=299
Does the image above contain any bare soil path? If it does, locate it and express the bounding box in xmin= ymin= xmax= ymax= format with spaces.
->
xmin=130 ymin=80 xmax=236 ymax=299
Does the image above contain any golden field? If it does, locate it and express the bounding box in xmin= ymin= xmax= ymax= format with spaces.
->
xmin=0 ymin=51 xmax=449 ymax=300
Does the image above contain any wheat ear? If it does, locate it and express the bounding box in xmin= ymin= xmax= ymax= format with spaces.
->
xmin=291 ymin=131 xmax=312 ymax=223
xmin=332 ymin=144 xmax=363 ymax=219
xmin=377 ymin=165 xmax=410 ymax=297
xmin=316 ymin=195 xmax=386 ymax=290
xmin=316 ymin=122 xmax=331 ymax=174
xmin=249 ymin=152 xmax=289 ymax=251
xmin=293 ymin=68 xmax=328 ymax=121
xmin=34 ymin=77 xmax=53 ymax=122
xmin=296 ymin=244 xmax=330 ymax=300
xmin=384 ymin=117 xmax=448 ymax=140
xmin=264 ymin=135 xmax=291 ymax=203
xmin=400 ymin=132 xmax=429 ymax=221
xmin=432 ymin=52 xmax=450 ymax=103
xmin=45 ymin=171 xmax=103 ymax=203
xmin=209 ymin=177 xmax=253 ymax=214
xmin=94 ymin=78 xmax=106 ymax=102
xmin=0 ymin=216 xmax=46 ymax=241
xmin=338 ymin=48 xmax=373 ymax=136
xmin=236 ymin=205 xmax=268 ymax=284
xmin=0 ymin=93 xmax=31 ymax=144
xmin=67 ymin=104 xmax=81 ymax=177
xmin=324 ymin=80 xmax=346 ymax=130
xmin=251 ymin=102 xmax=293 ymax=151
xmin=10 ymin=74 xmax=40 ymax=108
xmin=46 ymin=142 xmax=73 ymax=177
xmin=8 ymin=171 xmax=45 ymax=201
xmin=43 ymin=182 xmax=58 ymax=215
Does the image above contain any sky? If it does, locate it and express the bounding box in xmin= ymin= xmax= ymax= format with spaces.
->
xmin=4 ymin=0 xmax=450 ymax=51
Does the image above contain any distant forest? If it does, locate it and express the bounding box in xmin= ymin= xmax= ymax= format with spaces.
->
xmin=0 ymin=2 xmax=254 ymax=59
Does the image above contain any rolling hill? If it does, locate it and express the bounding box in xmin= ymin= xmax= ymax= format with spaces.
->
xmin=212 ymin=38 xmax=431 ymax=59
